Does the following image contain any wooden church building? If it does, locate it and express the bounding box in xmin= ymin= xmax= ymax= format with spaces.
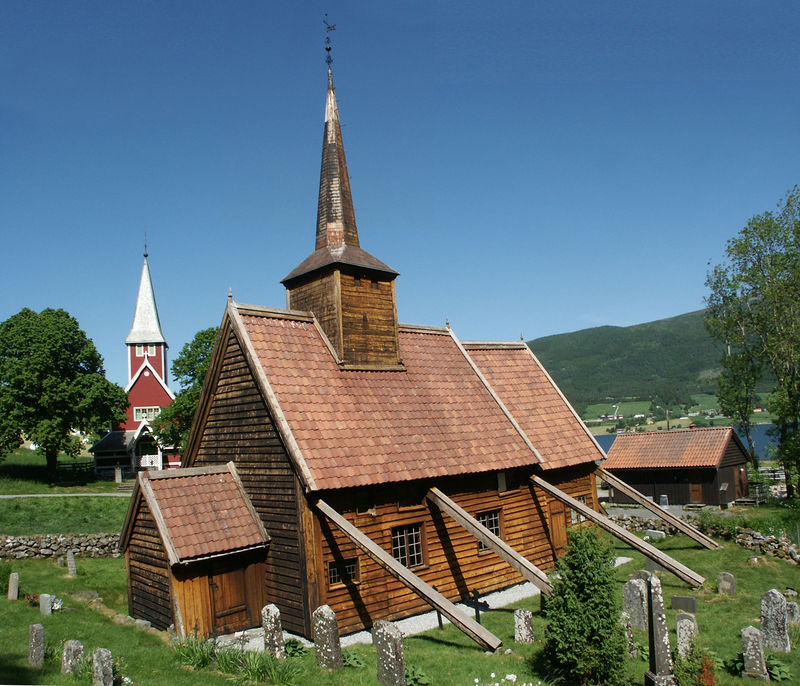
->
xmin=92 ymin=253 xmax=180 ymax=476
xmin=121 ymin=68 xmax=709 ymax=646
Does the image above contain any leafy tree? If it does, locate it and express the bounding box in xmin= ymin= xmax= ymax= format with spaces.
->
xmin=151 ymin=327 xmax=217 ymax=449
xmin=0 ymin=308 xmax=128 ymax=479
xmin=543 ymin=527 xmax=627 ymax=686
xmin=705 ymin=186 xmax=800 ymax=493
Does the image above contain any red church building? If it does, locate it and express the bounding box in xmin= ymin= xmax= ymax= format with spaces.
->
xmin=92 ymin=252 xmax=180 ymax=475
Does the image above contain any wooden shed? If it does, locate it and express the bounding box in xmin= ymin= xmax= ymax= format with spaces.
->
xmin=120 ymin=462 xmax=270 ymax=636
xmin=603 ymin=427 xmax=750 ymax=506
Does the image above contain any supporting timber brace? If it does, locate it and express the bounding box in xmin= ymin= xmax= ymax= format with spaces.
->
xmin=314 ymin=499 xmax=503 ymax=651
xmin=530 ymin=476 xmax=705 ymax=588
xmin=425 ymin=487 xmax=553 ymax=595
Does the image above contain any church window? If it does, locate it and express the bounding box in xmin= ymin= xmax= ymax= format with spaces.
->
xmin=135 ymin=345 xmax=157 ymax=357
xmin=134 ymin=406 xmax=161 ymax=422
xmin=476 ymin=509 xmax=502 ymax=551
xmin=327 ymin=558 xmax=359 ymax=586
xmin=392 ymin=523 xmax=424 ymax=568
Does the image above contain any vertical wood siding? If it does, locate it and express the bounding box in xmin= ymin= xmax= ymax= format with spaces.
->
xmin=287 ymin=273 xmax=341 ymax=354
xmin=339 ymin=274 xmax=399 ymax=366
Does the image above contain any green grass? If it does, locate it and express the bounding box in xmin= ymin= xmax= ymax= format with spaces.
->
xmin=689 ymin=393 xmax=719 ymax=412
xmin=0 ymin=447 xmax=118 ymax=495
xmin=583 ymin=401 xmax=651 ymax=420
xmin=0 ymin=497 xmax=130 ymax=535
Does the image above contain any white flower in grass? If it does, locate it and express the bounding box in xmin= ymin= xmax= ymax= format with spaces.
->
xmin=505 ymin=675 xmax=517 ymax=683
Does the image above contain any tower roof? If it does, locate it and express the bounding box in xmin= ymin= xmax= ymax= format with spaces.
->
xmin=282 ymin=68 xmax=397 ymax=287
xmin=126 ymin=254 xmax=166 ymax=345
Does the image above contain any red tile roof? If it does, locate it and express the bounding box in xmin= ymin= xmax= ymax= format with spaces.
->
xmin=135 ymin=463 xmax=269 ymax=564
xmin=465 ymin=344 xmax=605 ymax=471
xmin=603 ymin=427 xmax=737 ymax=469
xmin=233 ymin=307 xmax=602 ymax=490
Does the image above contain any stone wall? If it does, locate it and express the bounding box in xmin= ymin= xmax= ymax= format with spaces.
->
xmin=1 ymin=534 xmax=120 ymax=560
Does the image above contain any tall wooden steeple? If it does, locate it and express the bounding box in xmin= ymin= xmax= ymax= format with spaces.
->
xmin=282 ymin=68 xmax=402 ymax=369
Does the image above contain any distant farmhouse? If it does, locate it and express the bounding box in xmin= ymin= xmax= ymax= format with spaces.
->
xmin=121 ymin=67 xmax=711 ymax=644
xmin=91 ymin=254 xmax=180 ymax=476
xmin=603 ymin=427 xmax=750 ymax=506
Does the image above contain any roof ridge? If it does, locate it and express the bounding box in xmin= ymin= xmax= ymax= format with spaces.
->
xmin=235 ymin=302 xmax=315 ymax=321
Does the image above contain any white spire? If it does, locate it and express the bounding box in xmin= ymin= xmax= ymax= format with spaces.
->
xmin=126 ymin=255 xmax=166 ymax=344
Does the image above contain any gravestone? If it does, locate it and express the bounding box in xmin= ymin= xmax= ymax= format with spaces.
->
xmin=61 ymin=639 xmax=84 ymax=674
xmin=312 ymin=605 xmax=343 ymax=669
xmin=676 ymin=613 xmax=698 ymax=658
xmin=93 ymin=648 xmax=113 ymax=686
xmin=57 ymin=556 xmax=65 ymax=567
xmin=644 ymin=574 xmax=676 ymax=686
xmin=67 ymin=550 xmax=77 ymax=577
xmin=39 ymin=593 xmax=53 ymax=616
xmin=623 ymin=578 xmax=648 ymax=630
xmin=8 ymin=572 xmax=19 ymax=600
xmin=741 ymin=626 xmax=769 ymax=681
xmin=717 ymin=572 xmax=736 ymax=595
xmin=373 ymin=619 xmax=405 ymax=686
xmin=114 ymin=467 xmax=122 ymax=484
xmin=632 ymin=569 xmax=652 ymax=581
xmin=646 ymin=557 xmax=668 ymax=574
xmin=620 ymin=611 xmax=638 ymax=659
xmin=658 ymin=495 xmax=669 ymax=507
xmin=646 ymin=529 xmax=666 ymax=541
xmin=261 ymin=604 xmax=285 ymax=658
xmin=787 ymin=601 xmax=800 ymax=626
xmin=514 ymin=608 xmax=535 ymax=643
xmin=670 ymin=596 xmax=697 ymax=613
xmin=28 ymin=624 xmax=44 ymax=667
xmin=761 ymin=588 xmax=790 ymax=652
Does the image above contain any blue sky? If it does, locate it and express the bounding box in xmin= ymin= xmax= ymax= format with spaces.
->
xmin=2 ymin=1 xmax=799 ymax=389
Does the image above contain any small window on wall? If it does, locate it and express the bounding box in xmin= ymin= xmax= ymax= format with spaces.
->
xmin=135 ymin=345 xmax=156 ymax=357
xmin=392 ymin=524 xmax=424 ymax=568
xmin=328 ymin=558 xmax=359 ymax=586
xmin=476 ymin=509 xmax=501 ymax=551
xmin=134 ymin=407 xmax=161 ymax=422
xmin=570 ymin=495 xmax=588 ymax=525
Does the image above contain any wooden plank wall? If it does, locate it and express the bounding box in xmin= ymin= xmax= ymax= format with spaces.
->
xmin=188 ymin=329 xmax=307 ymax=634
xmin=127 ymin=498 xmax=174 ymax=630
xmin=287 ymin=272 xmax=341 ymax=354
xmin=339 ymin=274 xmax=399 ymax=366
xmin=311 ymin=463 xmax=597 ymax=635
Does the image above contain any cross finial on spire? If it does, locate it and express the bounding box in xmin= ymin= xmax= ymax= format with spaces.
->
xmin=144 ymin=231 xmax=148 ymax=259
xmin=324 ymin=14 xmax=336 ymax=68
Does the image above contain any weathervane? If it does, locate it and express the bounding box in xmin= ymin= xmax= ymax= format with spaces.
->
xmin=324 ymin=14 xmax=336 ymax=67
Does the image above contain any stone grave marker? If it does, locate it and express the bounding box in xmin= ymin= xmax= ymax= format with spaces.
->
xmin=646 ymin=529 xmax=666 ymax=541
xmin=8 ymin=572 xmax=19 ymax=600
xmin=39 ymin=593 xmax=53 ymax=616
xmin=262 ymin=604 xmax=285 ymax=658
xmin=312 ymin=605 xmax=343 ymax=669
xmin=632 ymin=569 xmax=652 ymax=581
xmin=761 ymin=588 xmax=790 ymax=652
xmin=646 ymin=557 xmax=668 ymax=575
xmin=717 ymin=572 xmax=735 ymax=595
xmin=741 ymin=626 xmax=769 ymax=681
xmin=787 ymin=601 xmax=800 ymax=625
xmin=644 ymin=574 xmax=676 ymax=686
xmin=620 ymin=611 xmax=637 ymax=659
xmin=61 ymin=639 xmax=84 ymax=674
xmin=658 ymin=495 xmax=669 ymax=507
xmin=670 ymin=596 xmax=697 ymax=613
xmin=676 ymin=613 xmax=698 ymax=658
xmin=373 ymin=619 xmax=405 ymax=686
xmin=623 ymin=578 xmax=648 ymax=630
xmin=67 ymin=550 xmax=77 ymax=577
xmin=514 ymin=608 xmax=535 ymax=643
xmin=28 ymin=624 xmax=44 ymax=667
xmin=93 ymin=648 xmax=113 ymax=686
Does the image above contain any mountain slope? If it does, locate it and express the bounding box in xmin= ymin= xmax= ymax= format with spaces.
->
xmin=527 ymin=310 xmax=725 ymax=411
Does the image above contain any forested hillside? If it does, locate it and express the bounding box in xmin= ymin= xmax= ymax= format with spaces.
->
xmin=527 ymin=310 xmax=726 ymax=413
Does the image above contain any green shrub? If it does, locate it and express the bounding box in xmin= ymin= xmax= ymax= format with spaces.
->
xmin=0 ymin=560 xmax=11 ymax=594
xmin=173 ymin=633 xmax=216 ymax=669
xmin=543 ymin=527 xmax=627 ymax=686
xmin=234 ymin=650 xmax=302 ymax=685
xmin=283 ymin=638 xmax=308 ymax=657
xmin=341 ymin=649 xmax=365 ymax=668
xmin=674 ymin=639 xmax=716 ymax=686
xmin=405 ymin=664 xmax=432 ymax=686
xmin=214 ymin=646 xmax=245 ymax=674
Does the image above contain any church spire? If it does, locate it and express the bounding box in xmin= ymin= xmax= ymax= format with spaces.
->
xmin=126 ymin=253 xmax=166 ymax=345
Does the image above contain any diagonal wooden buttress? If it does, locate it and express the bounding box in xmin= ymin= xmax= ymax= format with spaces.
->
xmin=425 ymin=487 xmax=553 ymax=595
xmin=530 ymin=476 xmax=705 ymax=588
xmin=314 ymin=499 xmax=503 ymax=651
xmin=596 ymin=467 xmax=718 ymax=550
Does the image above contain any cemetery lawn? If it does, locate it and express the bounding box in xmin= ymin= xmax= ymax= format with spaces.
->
xmin=2 ymin=529 xmax=800 ymax=685
xmin=0 ymin=496 xmax=130 ymax=535
xmin=0 ymin=448 xmax=119 ymax=495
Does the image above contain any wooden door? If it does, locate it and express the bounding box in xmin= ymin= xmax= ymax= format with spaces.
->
xmin=689 ymin=481 xmax=703 ymax=503
xmin=209 ymin=563 xmax=251 ymax=636
xmin=548 ymin=499 xmax=568 ymax=556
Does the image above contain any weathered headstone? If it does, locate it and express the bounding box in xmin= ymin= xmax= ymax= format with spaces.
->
xmin=623 ymin=578 xmax=648 ymax=630
xmin=787 ymin=601 xmax=800 ymax=626
xmin=7 ymin=572 xmax=19 ymax=600
xmin=670 ymin=596 xmax=697 ymax=613
xmin=632 ymin=569 xmax=652 ymax=581
xmin=312 ymin=604 xmax=343 ymax=669
xmin=646 ymin=557 xmax=668 ymax=574
xmin=514 ymin=608 xmax=535 ymax=643
xmin=676 ymin=613 xmax=698 ymax=658
xmin=646 ymin=529 xmax=666 ymax=541
xmin=620 ymin=611 xmax=638 ymax=659
xmin=261 ymin=604 xmax=285 ymax=658
xmin=658 ymin=495 xmax=669 ymax=507
xmin=67 ymin=550 xmax=77 ymax=577
xmin=93 ymin=648 xmax=113 ymax=686
xmin=741 ymin=626 xmax=769 ymax=681
xmin=28 ymin=624 xmax=44 ymax=667
xmin=373 ymin=619 xmax=405 ymax=686
xmin=57 ymin=556 xmax=65 ymax=567
xmin=114 ymin=467 xmax=122 ymax=484
xmin=61 ymin=639 xmax=84 ymax=674
xmin=761 ymin=588 xmax=790 ymax=652
xmin=717 ymin=571 xmax=736 ymax=595
xmin=39 ymin=593 xmax=53 ymax=616
xmin=644 ymin=574 xmax=676 ymax=686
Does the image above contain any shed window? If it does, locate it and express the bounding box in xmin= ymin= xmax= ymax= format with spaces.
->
xmin=476 ymin=509 xmax=501 ymax=552
xmin=328 ymin=558 xmax=359 ymax=586
xmin=392 ymin=524 xmax=423 ymax=568
xmin=570 ymin=495 xmax=588 ymax=525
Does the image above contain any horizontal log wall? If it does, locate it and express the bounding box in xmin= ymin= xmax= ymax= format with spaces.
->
xmin=312 ymin=463 xmax=597 ymax=635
